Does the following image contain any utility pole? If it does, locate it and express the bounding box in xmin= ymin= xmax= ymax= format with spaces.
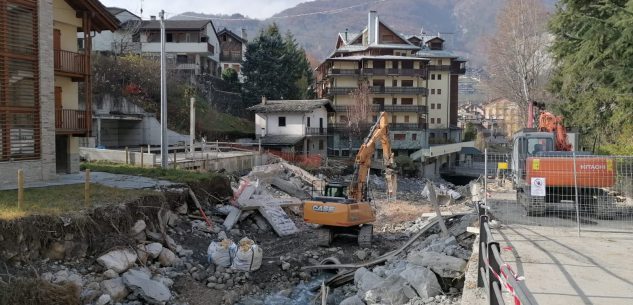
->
xmin=190 ymin=97 xmax=195 ymax=158
xmin=159 ymin=10 xmax=168 ymax=168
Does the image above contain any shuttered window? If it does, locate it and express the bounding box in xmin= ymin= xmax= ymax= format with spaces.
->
xmin=0 ymin=0 xmax=40 ymax=161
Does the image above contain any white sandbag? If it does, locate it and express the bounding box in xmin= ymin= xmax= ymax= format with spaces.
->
xmin=231 ymin=238 xmax=263 ymax=272
xmin=207 ymin=239 xmax=237 ymax=267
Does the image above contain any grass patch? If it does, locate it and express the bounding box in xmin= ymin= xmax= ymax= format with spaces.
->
xmin=0 ymin=184 xmax=155 ymax=221
xmin=81 ymin=161 xmax=224 ymax=184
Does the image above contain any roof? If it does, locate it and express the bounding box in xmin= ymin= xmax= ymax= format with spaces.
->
xmin=141 ymin=20 xmax=210 ymax=31
xmin=217 ymin=28 xmax=247 ymax=43
xmin=327 ymin=55 xmax=429 ymax=61
xmin=338 ymin=32 xmax=360 ymax=45
xmin=259 ymin=135 xmax=305 ymax=146
xmin=460 ymin=147 xmax=482 ymax=155
xmin=64 ymin=0 xmax=119 ymax=31
xmin=106 ymin=7 xmax=126 ymax=15
xmin=415 ymin=49 xmax=460 ymax=59
xmin=248 ymin=99 xmax=335 ymax=113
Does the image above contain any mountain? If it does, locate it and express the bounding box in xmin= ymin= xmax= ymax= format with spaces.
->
xmin=174 ymin=0 xmax=556 ymax=64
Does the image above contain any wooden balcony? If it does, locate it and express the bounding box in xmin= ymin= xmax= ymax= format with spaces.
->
xmin=55 ymin=109 xmax=90 ymax=135
xmin=305 ymin=127 xmax=327 ymax=136
xmin=54 ymin=49 xmax=87 ymax=79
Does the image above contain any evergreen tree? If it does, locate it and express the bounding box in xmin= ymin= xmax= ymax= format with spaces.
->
xmin=241 ymin=24 xmax=315 ymax=106
xmin=549 ymin=0 xmax=633 ymax=154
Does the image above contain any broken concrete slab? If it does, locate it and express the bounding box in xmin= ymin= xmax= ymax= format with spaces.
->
xmin=122 ymin=269 xmax=171 ymax=304
xmin=100 ymin=277 xmax=129 ymax=301
xmin=270 ymin=177 xmax=310 ymax=199
xmin=252 ymin=213 xmax=271 ymax=231
xmin=222 ymin=206 xmax=242 ymax=231
xmin=96 ymin=249 xmax=138 ymax=274
xmin=399 ymin=264 xmax=442 ymax=299
xmin=407 ymin=251 xmax=467 ymax=278
xmin=257 ymin=204 xmax=298 ymax=236
xmin=354 ymin=267 xmax=384 ymax=295
xmin=363 ymin=274 xmax=414 ymax=305
xmin=238 ymin=197 xmax=302 ymax=210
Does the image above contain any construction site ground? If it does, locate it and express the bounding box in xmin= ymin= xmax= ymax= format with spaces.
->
xmin=488 ymin=190 xmax=633 ymax=305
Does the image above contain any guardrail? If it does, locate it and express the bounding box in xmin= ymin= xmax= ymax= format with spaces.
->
xmin=477 ymin=203 xmax=538 ymax=305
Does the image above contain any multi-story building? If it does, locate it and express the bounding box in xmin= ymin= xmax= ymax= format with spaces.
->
xmin=88 ymin=7 xmax=142 ymax=54
xmin=217 ymin=28 xmax=247 ymax=81
xmin=139 ymin=19 xmax=220 ymax=76
xmin=0 ymin=0 xmax=117 ymax=183
xmin=316 ymin=11 xmax=467 ymax=160
xmin=483 ymin=97 xmax=522 ymax=140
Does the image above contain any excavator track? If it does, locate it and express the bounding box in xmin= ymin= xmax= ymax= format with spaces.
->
xmin=317 ymin=227 xmax=332 ymax=247
xmin=358 ymin=224 xmax=373 ymax=248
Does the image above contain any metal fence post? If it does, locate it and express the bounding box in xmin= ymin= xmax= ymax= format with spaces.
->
xmin=17 ymin=169 xmax=24 ymax=210
xmin=477 ymin=213 xmax=489 ymax=288
xmin=484 ymin=148 xmax=488 ymax=215
xmin=487 ymin=241 xmax=501 ymax=305
xmin=572 ymin=151 xmax=581 ymax=237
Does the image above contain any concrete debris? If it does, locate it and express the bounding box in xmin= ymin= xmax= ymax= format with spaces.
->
xmin=340 ymin=295 xmax=366 ymax=305
xmin=363 ymin=274 xmax=416 ymax=305
xmin=95 ymin=294 xmax=112 ymax=305
xmin=100 ymin=277 xmax=129 ymax=301
xmin=145 ymin=242 xmax=163 ymax=259
xmin=399 ymin=264 xmax=442 ymax=299
xmin=407 ymin=251 xmax=467 ymax=278
xmin=96 ymin=249 xmax=138 ymax=274
xmin=158 ymin=248 xmax=178 ymax=267
xmin=122 ymin=269 xmax=172 ymax=304
xmin=130 ymin=220 xmax=146 ymax=236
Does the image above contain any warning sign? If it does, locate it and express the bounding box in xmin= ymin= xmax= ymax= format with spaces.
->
xmin=531 ymin=177 xmax=546 ymax=197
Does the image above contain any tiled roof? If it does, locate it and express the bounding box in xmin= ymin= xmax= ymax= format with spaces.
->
xmin=247 ymin=99 xmax=334 ymax=113
xmin=217 ymin=28 xmax=247 ymax=43
xmin=141 ymin=20 xmax=210 ymax=30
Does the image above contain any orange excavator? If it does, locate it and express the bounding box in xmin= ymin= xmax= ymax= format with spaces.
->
xmin=511 ymin=102 xmax=617 ymax=217
xmin=303 ymin=112 xmax=397 ymax=247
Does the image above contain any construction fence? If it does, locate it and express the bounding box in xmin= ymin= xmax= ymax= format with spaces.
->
xmin=483 ymin=151 xmax=633 ymax=234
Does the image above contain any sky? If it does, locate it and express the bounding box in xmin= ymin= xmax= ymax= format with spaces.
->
xmin=100 ymin=0 xmax=312 ymax=20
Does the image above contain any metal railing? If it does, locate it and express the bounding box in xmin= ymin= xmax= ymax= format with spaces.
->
xmin=220 ymin=52 xmax=242 ymax=62
xmin=54 ymin=49 xmax=86 ymax=75
xmin=305 ymin=127 xmax=327 ymax=135
xmin=371 ymin=86 xmax=428 ymax=95
xmin=332 ymin=104 xmax=427 ymax=113
xmin=55 ymin=109 xmax=89 ymax=134
xmin=327 ymin=68 xmax=360 ymax=76
xmin=477 ymin=203 xmax=538 ymax=305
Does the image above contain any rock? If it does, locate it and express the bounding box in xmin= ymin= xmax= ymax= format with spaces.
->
xmin=96 ymin=294 xmax=112 ymax=305
xmin=363 ymin=274 xmax=413 ymax=305
xmin=145 ymin=243 xmax=163 ymax=259
xmin=154 ymin=275 xmax=174 ymax=288
xmin=340 ymin=295 xmax=366 ymax=305
xmin=134 ymin=231 xmax=147 ymax=243
xmin=136 ymin=245 xmax=149 ymax=265
xmin=355 ymin=250 xmax=368 ymax=261
xmin=80 ymin=289 xmax=101 ymax=304
xmin=122 ymin=269 xmax=171 ymax=304
xmin=192 ymin=270 xmax=208 ymax=281
xmin=100 ymin=277 xmax=129 ymax=301
xmin=229 ymin=229 xmax=241 ymax=236
xmin=103 ymin=269 xmax=118 ymax=279
xmin=399 ymin=264 xmax=441 ymax=299
xmin=179 ymin=249 xmax=194 ymax=257
xmin=223 ymin=291 xmax=240 ymax=304
xmin=354 ymin=267 xmax=384 ymax=294
xmin=158 ymin=248 xmax=177 ymax=267
xmin=407 ymin=252 xmax=467 ymax=278
xmin=281 ymin=262 xmax=291 ymax=271
xmin=130 ymin=220 xmax=147 ymax=236
xmin=46 ymin=242 xmax=66 ymax=260
xmin=97 ymin=249 xmax=138 ymax=273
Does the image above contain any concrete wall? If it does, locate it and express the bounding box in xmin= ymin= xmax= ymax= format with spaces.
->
xmin=428 ymin=59 xmax=450 ymax=129
xmin=93 ymin=116 xmax=189 ymax=148
xmin=0 ymin=0 xmax=57 ymax=185
xmin=80 ymin=148 xmax=156 ymax=167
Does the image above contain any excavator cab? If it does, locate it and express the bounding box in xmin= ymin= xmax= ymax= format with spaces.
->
xmin=323 ymin=183 xmax=348 ymax=198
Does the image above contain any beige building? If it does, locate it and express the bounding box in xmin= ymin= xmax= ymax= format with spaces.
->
xmin=0 ymin=0 xmax=117 ymax=184
xmin=316 ymin=11 xmax=466 ymax=158
xmin=483 ymin=98 xmax=522 ymax=139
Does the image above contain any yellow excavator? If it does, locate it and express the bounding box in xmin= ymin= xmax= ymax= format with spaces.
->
xmin=303 ymin=112 xmax=397 ymax=247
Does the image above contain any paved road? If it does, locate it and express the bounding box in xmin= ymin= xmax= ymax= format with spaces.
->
xmin=0 ymin=171 xmax=179 ymax=191
xmin=489 ymin=191 xmax=633 ymax=305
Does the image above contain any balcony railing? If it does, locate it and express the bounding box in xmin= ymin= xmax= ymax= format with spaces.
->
xmin=451 ymin=67 xmax=466 ymax=74
xmin=371 ymin=86 xmax=428 ymax=95
xmin=328 ymin=122 xmax=427 ymax=132
xmin=391 ymin=123 xmax=427 ymax=131
xmin=55 ymin=109 xmax=89 ymax=134
xmin=360 ymin=68 xmax=427 ymax=77
xmin=327 ymin=68 xmax=360 ymax=76
xmin=427 ymin=65 xmax=451 ymax=71
xmin=327 ymin=87 xmax=357 ymax=95
xmin=376 ymin=105 xmax=428 ymax=113
xmin=54 ymin=49 xmax=87 ymax=76
xmin=305 ymin=127 xmax=327 ymax=135
xmin=220 ymin=52 xmax=243 ymax=62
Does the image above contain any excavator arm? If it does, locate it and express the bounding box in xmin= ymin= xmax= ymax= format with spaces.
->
xmin=348 ymin=112 xmax=397 ymax=202
xmin=538 ymin=111 xmax=572 ymax=151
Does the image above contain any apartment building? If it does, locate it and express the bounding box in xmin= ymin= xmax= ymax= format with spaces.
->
xmin=0 ymin=0 xmax=117 ymax=184
xmin=218 ymin=28 xmax=247 ymax=80
xmin=88 ymin=7 xmax=142 ymax=54
xmin=483 ymin=97 xmax=522 ymax=140
xmin=316 ymin=11 xmax=467 ymax=158
xmin=139 ymin=19 xmax=220 ymax=76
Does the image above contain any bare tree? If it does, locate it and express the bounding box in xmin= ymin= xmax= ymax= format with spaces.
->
xmin=112 ymin=20 xmax=141 ymax=55
xmin=484 ymin=0 xmax=551 ymax=126
xmin=345 ymin=81 xmax=372 ymax=158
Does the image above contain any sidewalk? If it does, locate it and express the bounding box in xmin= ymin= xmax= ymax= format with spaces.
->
xmin=0 ymin=171 xmax=179 ymax=191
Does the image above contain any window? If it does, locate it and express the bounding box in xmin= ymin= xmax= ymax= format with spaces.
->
xmin=166 ymin=33 xmax=173 ymax=42
xmin=307 ymin=117 xmax=310 ymax=127
xmin=437 ymin=104 xmax=442 ymax=109
xmin=431 ymin=118 xmax=435 ymax=124
xmin=340 ymin=115 xmax=348 ymax=122
xmin=394 ymin=134 xmax=406 ymax=141
xmin=412 ymin=134 xmax=417 ymax=141
xmin=437 ymin=118 xmax=442 ymax=124
xmin=401 ymin=98 xmax=413 ymax=105
xmin=430 ymin=132 xmax=436 ymax=138
xmin=77 ymin=38 xmax=84 ymax=50
xmin=392 ymin=80 xmax=397 ymax=87
xmin=392 ymin=98 xmax=398 ymax=105
xmin=222 ymin=34 xmax=227 ymax=42
xmin=372 ymin=98 xmax=385 ymax=106
xmin=431 ymin=89 xmax=435 ymax=95
xmin=437 ymin=89 xmax=442 ymax=94
xmin=392 ymin=115 xmax=397 ymax=123
xmin=404 ymin=115 xmax=410 ymax=123
xmin=278 ymin=117 xmax=286 ymax=127
xmin=431 ymin=74 xmax=435 ymax=80
xmin=431 ymin=103 xmax=435 ymax=109
xmin=401 ymin=80 xmax=413 ymax=87
xmin=319 ymin=140 xmax=324 ymax=150
xmin=437 ymin=74 xmax=442 ymax=80
xmin=372 ymin=79 xmax=385 ymax=87
xmin=438 ymin=59 xmax=443 ymax=65
xmin=176 ymin=55 xmax=188 ymax=64
xmin=401 ymin=61 xmax=413 ymax=69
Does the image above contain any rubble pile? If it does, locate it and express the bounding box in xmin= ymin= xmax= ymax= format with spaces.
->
xmin=369 ymin=175 xmax=475 ymax=203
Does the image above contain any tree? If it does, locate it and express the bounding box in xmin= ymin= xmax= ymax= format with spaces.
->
xmin=463 ymin=122 xmax=477 ymax=141
xmin=548 ymin=0 xmax=633 ymax=154
xmin=241 ymin=24 xmax=314 ymax=106
xmin=345 ymin=81 xmax=372 ymax=158
xmin=221 ymin=67 xmax=240 ymax=92
xmin=483 ymin=0 xmax=551 ymax=125
xmin=112 ymin=20 xmax=141 ymax=55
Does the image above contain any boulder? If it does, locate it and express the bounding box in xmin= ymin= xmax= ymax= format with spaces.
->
xmin=354 ymin=249 xmax=368 ymax=261
xmin=407 ymin=251 xmax=467 ymax=278
xmin=130 ymin=220 xmax=146 ymax=236
xmin=399 ymin=264 xmax=442 ymax=299
xmin=97 ymin=249 xmax=138 ymax=273
xmin=100 ymin=277 xmax=129 ymax=301
xmin=158 ymin=248 xmax=178 ymax=266
xmin=122 ymin=269 xmax=171 ymax=304
xmin=145 ymin=243 xmax=163 ymax=259
xmin=363 ymin=274 xmax=414 ymax=305
xmin=340 ymin=295 xmax=366 ymax=305
xmin=95 ymin=294 xmax=112 ymax=305
xmin=103 ymin=269 xmax=118 ymax=279
xmin=354 ymin=267 xmax=384 ymax=295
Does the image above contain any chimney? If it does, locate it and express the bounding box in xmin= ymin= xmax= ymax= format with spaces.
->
xmin=150 ymin=15 xmax=156 ymax=21
xmin=345 ymin=28 xmax=348 ymax=41
xmin=368 ymin=11 xmax=377 ymax=45
xmin=241 ymin=28 xmax=247 ymax=41
xmin=261 ymin=96 xmax=267 ymax=105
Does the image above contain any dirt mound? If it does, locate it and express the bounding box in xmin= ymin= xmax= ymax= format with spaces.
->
xmin=0 ymin=278 xmax=80 ymax=305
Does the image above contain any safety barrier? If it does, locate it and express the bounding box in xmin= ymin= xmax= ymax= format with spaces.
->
xmin=477 ymin=203 xmax=538 ymax=305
